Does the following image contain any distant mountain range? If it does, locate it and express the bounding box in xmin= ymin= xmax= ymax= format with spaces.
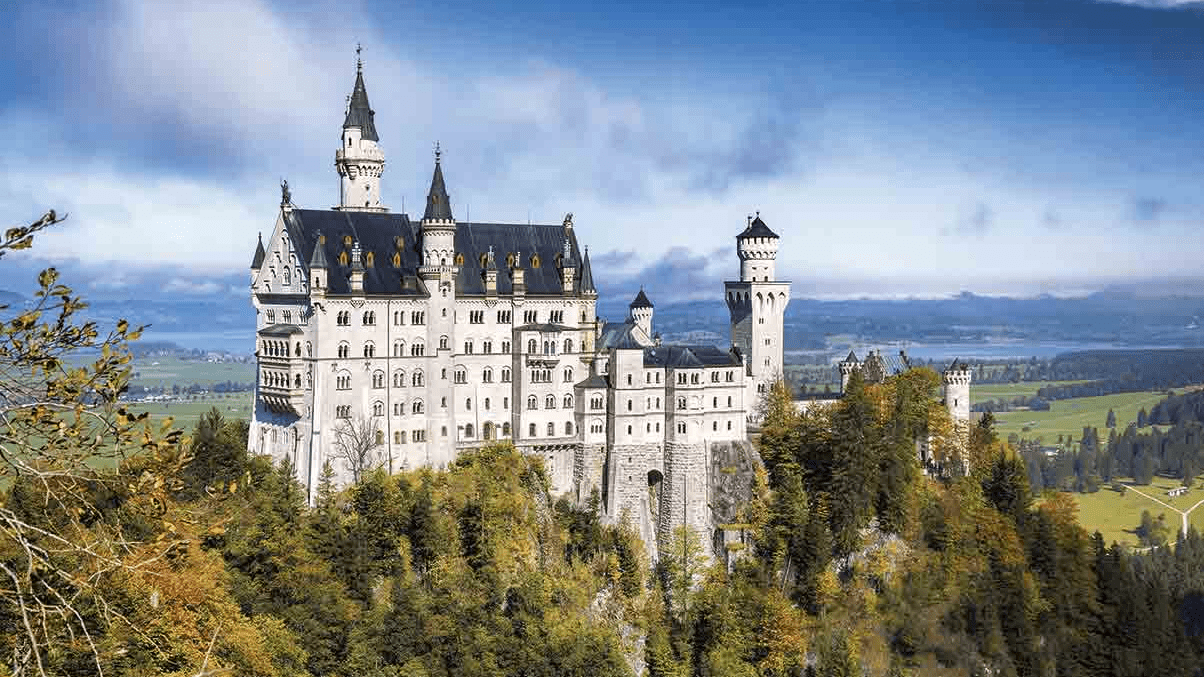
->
xmin=2 ymin=288 xmax=1200 ymax=359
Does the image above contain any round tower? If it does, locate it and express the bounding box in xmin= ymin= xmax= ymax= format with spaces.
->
xmin=737 ymin=212 xmax=779 ymax=282
xmin=942 ymin=359 xmax=972 ymax=424
xmin=335 ymin=52 xmax=386 ymax=212
xmin=838 ymin=350 xmax=859 ymax=394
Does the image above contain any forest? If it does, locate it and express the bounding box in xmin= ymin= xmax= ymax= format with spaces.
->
xmin=5 ymin=214 xmax=1204 ymax=676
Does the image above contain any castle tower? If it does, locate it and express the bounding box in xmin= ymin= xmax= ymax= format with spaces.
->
xmin=334 ymin=52 xmax=386 ymax=212
xmin=838 ymin=350 xmax=859 ymax=394
xmin=418 ymin=146 xmax=457 ymax=467
xmin=725 ymin=213 xmax=790 ymax=405
xmin=942 ymin=359 xmax=971 ymax=425
xmin=629 ymin=288 xmax=654 ymax=343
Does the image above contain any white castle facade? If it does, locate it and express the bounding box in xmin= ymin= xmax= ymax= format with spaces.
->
xmin=248 ymin=60 xmax=788 ymax=555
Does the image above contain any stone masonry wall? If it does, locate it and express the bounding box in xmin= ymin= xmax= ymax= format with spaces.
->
xmin=659 ymin=441 xmax=710 ymax=561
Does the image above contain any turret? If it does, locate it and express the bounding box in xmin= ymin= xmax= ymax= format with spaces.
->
xmin=335 ymin=51 xmax=386 ymax=212
xmin=579 ymin=245 xmax=597 ymax=297
xmin=309 ymin=232 xmax=328 ymax=295
xmin=419 ymin=144 xmax=456 ymax=271
xmin=838 ymin=350 xmax=859 ymax=394
xmin=737 ymin=212 xmax=779 ymax=282
xmin=250 ymin=232 xmax=265 ymax=284
xmin=943 ymin=358 xmax=972 ymax=424
xmin=629 ymin=288 xmax=653 ymax=341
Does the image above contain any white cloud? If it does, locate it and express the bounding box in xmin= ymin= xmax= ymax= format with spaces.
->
xmin=1096 ymin=0 xmax=1204 ymax=7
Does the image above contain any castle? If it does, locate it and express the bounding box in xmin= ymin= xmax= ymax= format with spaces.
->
xmin=247 ymin=58 xmax=788 ymax=557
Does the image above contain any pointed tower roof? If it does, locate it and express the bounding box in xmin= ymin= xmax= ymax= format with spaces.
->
xmin=251 ymin=232 xmax=266 ymax=268
xmin=630 ymin=288 xmax=653 ymax=309
xmin=580 ymin=246 xmax=596 ymax=293
xmin=343 ymin=58 xmax=379 ymax=142
xmin=738 ymin=212 xmax=779 ymax=239
xmin=843 ymin=350 xmax=858 ymax=363
xmin=422 ymin=145 xmax=454 ymax=222
xmin=309 ymin=233 xmax=328 ymax=269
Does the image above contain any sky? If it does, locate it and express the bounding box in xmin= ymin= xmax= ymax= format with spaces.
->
xmin=0 ymin=0 xmax=1202 ymax=304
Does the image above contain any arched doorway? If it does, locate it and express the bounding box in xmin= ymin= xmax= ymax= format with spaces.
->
xmin=647 ymin=470 xmax=664 ymax=526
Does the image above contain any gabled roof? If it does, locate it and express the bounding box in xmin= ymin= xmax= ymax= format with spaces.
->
xmin=422 ymin=159 xmax=453 ymax=222
xmin=251 ymin=232 xmax=266 ymax=269
xmin=343 ymin=64 xmax=379 ymax=142
xmin=579 ymin=247 xmax=596 ymax=293
xmin=738 ymin=215 xmax=778 ymax=239
xmin=597 ymin=322 xmax=646 ymax=350
xmin=575 ymin=373 xmax=610 ymax=390
xmin=643 ymin=344 xmax=742 ymax=368
xmin=630 ymin=288 xmax=653 ymax=309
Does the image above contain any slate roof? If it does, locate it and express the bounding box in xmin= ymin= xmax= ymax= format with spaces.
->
xmin=343 ymin=65 xmax=379 ymax=142
xmin=284 ymin=209 xmax=586 ymax=297
xmin=857 ymin=349 xmax=911 ymax=384
xmin=843 ymin=350 xmax=858 ymax=363
xmin=643 ymin=344 xmax=742 ymax=368
xmin=739 ymin=215 xmax=778 ymax=239
xmin=575 ymin=373 xmax=610 ymax=389
xmin=259 ymin=323 xmax=304 ymax=336
xmin=251 ymin=233 xmax=266 ymax=268
xmin=597 ymin=322 xmax=646 ymax=350
xmin=630 ymin=289 xmax=653 ymax=309
xmin=515 ymin=323 xmax=576 ymax=333
xmin=423 ymin=160 xmax=453 ymax=222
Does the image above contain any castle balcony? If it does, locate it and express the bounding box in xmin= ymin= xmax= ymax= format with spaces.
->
xmin=258 ymin=385 xmax=305 ymax=417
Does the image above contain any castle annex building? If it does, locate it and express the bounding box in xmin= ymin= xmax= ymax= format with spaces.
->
xmin=249 ymin=60 xmax=789 ymax=555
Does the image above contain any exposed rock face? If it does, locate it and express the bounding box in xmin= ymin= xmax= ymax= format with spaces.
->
xmin=708 ymin=439 xmax=763 ymax=564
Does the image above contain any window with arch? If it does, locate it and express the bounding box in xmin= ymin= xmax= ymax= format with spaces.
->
xmin=626 ymin=399 xmax=632 ymax=411
xmin=363 ymin=311 xmax=376 ymax=326
xmin=655 ymin=397 xmax=661 ymax=409
xmin=454 ymin=367 xmax=466 ymax=384
xmin=373 ymin=401 xmax=384 ymax=417
xmin=411 ymin=342 xmax=425 ymax=356
xmin=412 ymin=370 xmax=424 ymax=387
xmin=484 ymin=397 xmax=491 ymax=410
xmin=393 ymin=340 xmax=404 ymax=357
xmin=563 ymin=394 xmax=573 ymax=408
xmin=294 ymin=342 xmax=301 ymax=356
xmin=439 ymin=336 xmax=449 ymax=350
xmin=283 ymin=267 xmax=290 ymax=285
xmin=336 ymin=371 xmax=351 ymax=390
xmin=590 ymin=419 xmax=603 ymax=434
xmin=463 ymin=340 xmax=473 ymax=354
xmin=306 ymin=341 xmax=312 ymax=357
xmin=727 ymin=396 xmax=732 ymax=407
xmin=337 ymin=342 xmax=349 ymax=359
xmin=529 ymin=423 xmax=537 ymax=437
xmin=547 ymin=422 xmax=554 ymax=436
xmin=294 ymin=374 xmax=301 ymax=388
xmin=482 ymin=367 xmax=493 ymax=383
xmin=465 ymin=398 xmax=472 ymax=411
xmin=501 ymin=367 xmax=511 ymax=382
xmin=563 ymin=367 xmax=573 ymax=382
xmin=363 ymin=342 xmax=375 ymax=358
xmin=372 ymin=371 xmax=385 ymax=388
xmin=527 ymin=339 xmax=537 ymax=354
xmin=590 ymin=395 xmax=603 ymax=410
xmin=336 ymin=405 xmax=351 ymax=418
xmin=394 ymin=403 xmax=402 ymax=416
xmin=337 ymin=311 xmax=350 ymax=326
xmin=563 ymin=338 xmax=572 ymax=353
xmin=464 ymin=423 xmax=474 ymax=438
xmin=501 ymin=340 xmax=511 ymax=353
xmin=677 ymin=397 xmax=686 ymax=410
xmin=412 ymin=400 xmax=424 ymax=414
xmin=626 ymin=374 xmax=632 ymax=386
xmin=545 ymin=395 xmax=556 ymax=409
xmin=527 ymin=395 xmax=537 ymax=410
xmin=393 ymin=370 xmax=405 ymax=388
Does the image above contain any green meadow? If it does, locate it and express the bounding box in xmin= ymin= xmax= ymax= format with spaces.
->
xmin=1061 ymin=476 xmax=1204 ymax=548
xmin=991 ymin=390 xmax=1169 ymax=444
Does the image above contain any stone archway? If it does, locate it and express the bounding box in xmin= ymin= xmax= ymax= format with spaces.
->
xmin=648 ymin=470 xmax=664 ymax=526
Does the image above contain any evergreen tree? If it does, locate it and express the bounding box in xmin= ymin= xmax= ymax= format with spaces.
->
xmin=1106 ymin=408 xmax=1117 ymax=428
xmin=827 ymin=371 xmax=883 ymax=556
xmin=981 ymin=452 xmax=1031 ymax=526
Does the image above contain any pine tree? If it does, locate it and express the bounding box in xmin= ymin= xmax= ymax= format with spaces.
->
xmin=828 ymin=371 xmax=882 ymax=556
xmin=1106 ymin=408 xmax=1117 ymax=428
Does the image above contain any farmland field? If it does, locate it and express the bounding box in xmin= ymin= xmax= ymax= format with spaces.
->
xmin=129 ymin=357 xmax=255 ymax=388
xmin=970 ymin=380 xmax=1087 ymax=404
xmin=991 ymin=390 xmax=1169 ymax=443
xmin=1058 ymin=476 xmax=1204 ymax=548
xmin=130 ymin=394 xmax=254 ymax=428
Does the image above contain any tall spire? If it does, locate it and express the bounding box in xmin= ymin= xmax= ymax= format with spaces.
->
xmin=580 ymin=245 xmax=596 ymax=293
xmin=343 ymin=45 xmax=378 ymax=142
xmin=422 ymin=142 xmax=453 ymax=222
xmin=250 ymin=232 xmax=266 ymax=269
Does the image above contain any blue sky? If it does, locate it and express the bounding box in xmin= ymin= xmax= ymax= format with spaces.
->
xmin=0 ymin=0 xmax=1202 ymax=303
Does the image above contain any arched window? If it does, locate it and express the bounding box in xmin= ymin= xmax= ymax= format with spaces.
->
xmin=393 ymin=370 xmax=405 ymax=388
xmin=529 ymin=423 xmax=537 ymax=437
xmin=454 ymin=367 xmax=466 ymax=384
xmin=527 ymin=395 xmax=538 ymax=410
xmin=412 ymin=400 xmax=424 ymax=414
xmin=306 ymin=341 xmax=312 ymax=357
xmin=411 ymin=342 xmax=425 ymax=356
xmin=465 ymin=423 xmax=474 ymax=438
xmin=527 ymin=339 xmax=537 ymax=354
xmin=484 ymin=397 xmax=491 ymax=410
xmin=295 ymin=342 xmax=301 ymax=356
xmin=336 ymin=371 xmax=351 ymax=390
xmin=591 ymin=396 xmax=603 ymax=410
xmin=373 ymin=401 xmax=384 ymax=417
xmin=563 ymin=367 xmax=573 ymax=382
xmin=283 ymin=267 xmax=291 ymax=285
xmin=483 ymin=367 xmax=493 ymax=382
xmin=393 ymin=340 xmax=404 ymax=357
xmin=565 ymin=421 xmax=573 ymax=436
xmin=371 ymin=371 xmax=384 ymax=388
xmin=412 ymin=370 xmax=424 ymax=387
xmin=439 ymin=335 xmax=449 ymax=350
xmin=503 ymin=422 xmax=511 ymax=436
xmin=546 ymin=395 xmax=556 ymax=409
xmin=627 ymin=399 xmax=632 ymax=411
xmin=465 ymin=398 xmax=472 ymax=411
xmin=483 ymin=422 xmax=493 ymax=440
xmin=294 ymin=374 xmax=301 ymax=388
xmin=501 ymin=367 xmax=511 ymax=382
xmin=563 ymin=394 xmax=573 ymax=408
xmin=363 ymin=342 xmax=375 ymax=358
xmin=564 ymin=339 xmax=572 ymax=353
xmin=337 ymin=342 xmax=349 ymax=359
